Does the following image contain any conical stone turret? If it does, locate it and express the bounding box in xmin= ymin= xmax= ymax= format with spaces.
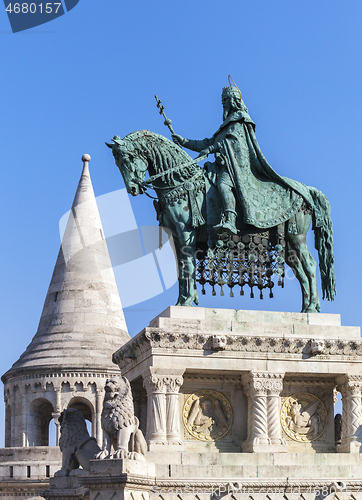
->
xmin=2 ymin=155 xmax=130 ymax=447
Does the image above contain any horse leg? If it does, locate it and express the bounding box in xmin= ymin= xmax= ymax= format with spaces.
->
xmin=163 ymin=208 xmax=199 ymax=306
xmin=173 ymin=237 xmax=188 ymax=306
xmin=177 ymin=227 xmax=199 ymax=306
xmin=286 ymin=211 xmax=320 ymax=313
xmin=286 ymin=242 xmax=310 ymax=313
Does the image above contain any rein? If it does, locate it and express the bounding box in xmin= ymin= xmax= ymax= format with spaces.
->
xmin=142 ymin=153 xmax=208 ymax=188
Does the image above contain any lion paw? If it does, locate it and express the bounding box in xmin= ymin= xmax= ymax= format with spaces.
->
xmin=94 ymin=450 xmax=110 ymax=460
xmin=110 ymin=448 xmax=127 ymax=459
xmin=128 ymin=451 xmax=146 ymax=462
xmin=54 ymin=469 xmax=69 ymax=477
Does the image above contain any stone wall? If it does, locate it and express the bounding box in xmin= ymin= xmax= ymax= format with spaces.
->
xmin=0 ymin=447 xmax=61 ymax=499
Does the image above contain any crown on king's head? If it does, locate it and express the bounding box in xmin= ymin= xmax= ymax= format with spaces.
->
xmin=222 ymin=75 xmax=242 ymax=102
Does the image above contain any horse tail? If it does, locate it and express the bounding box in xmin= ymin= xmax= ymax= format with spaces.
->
xmin=309 ymin=188 xmax=336 ymax=301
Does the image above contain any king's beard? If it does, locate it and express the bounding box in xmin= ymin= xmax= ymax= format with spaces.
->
xmin=223 ymin=105 xmax=235 ymax=121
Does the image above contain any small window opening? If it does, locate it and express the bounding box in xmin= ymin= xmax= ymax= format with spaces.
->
xmin=27 ymin=466 xmax=31 ymax=478
xmin=46 ymin=465 xmax=50 ymax=478
xmin=9 ymin=466 xmax=13 ymax=478
xmin=100 ymin=229 xmax=104 ymax=240
xmin=54 ymin=292 xmax=58 ymax=302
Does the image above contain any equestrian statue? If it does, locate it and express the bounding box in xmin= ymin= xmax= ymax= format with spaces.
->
xmin=106 ymin=79 xmax=336 ymax=313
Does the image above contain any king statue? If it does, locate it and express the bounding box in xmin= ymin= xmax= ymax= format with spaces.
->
xmin=172 ymin=83 xmax=307 ymax=236
xmin=108 ymin=78 xmax=336 ymax=312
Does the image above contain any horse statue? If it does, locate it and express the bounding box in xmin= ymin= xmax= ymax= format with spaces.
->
xmin=106 ymin=129 xmax=336 ymax=313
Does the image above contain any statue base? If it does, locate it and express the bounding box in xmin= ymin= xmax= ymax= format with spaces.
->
xmin=114 ymin=306 xmax=361 ymax=452
xmin=43 ymin=307 xmax=362 ymax=500
xmin=43 ymin=459 xmax=156 ymax=500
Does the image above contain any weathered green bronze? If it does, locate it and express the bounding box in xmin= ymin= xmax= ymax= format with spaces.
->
xmin=107 ymin=84 xmax=336 ymax=313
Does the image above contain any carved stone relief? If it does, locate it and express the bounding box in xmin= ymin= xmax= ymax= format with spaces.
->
xmin=281 ymin=393 xmax=327 ymax=442
xmin=310 ymin=339 xmax=326 ymax=354
xmin=183 ymin=390 xmax=233 ymax=441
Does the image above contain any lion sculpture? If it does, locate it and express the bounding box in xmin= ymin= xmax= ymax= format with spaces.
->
xmin=54 ymin=408 xmax=101 ymax=477
xmin=94 ymin=376 xmax=147 ymax=461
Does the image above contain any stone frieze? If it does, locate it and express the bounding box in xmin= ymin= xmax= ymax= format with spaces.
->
xmin=113 ymin=329 xmax=362 ymax=368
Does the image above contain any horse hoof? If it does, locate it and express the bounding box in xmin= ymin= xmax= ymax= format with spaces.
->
xmin=305 ymin=307 xmax=319 ymax=314
xmin=175 ymin=295 xmax=187 ymax=306
xmin=181 ymin=293 xmax=199 ymax=307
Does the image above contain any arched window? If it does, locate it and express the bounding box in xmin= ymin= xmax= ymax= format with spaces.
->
xmin=68 ymin=397 xmax=94 ymax=436
xmin=28 ymin=398 xmax=54 ymax=446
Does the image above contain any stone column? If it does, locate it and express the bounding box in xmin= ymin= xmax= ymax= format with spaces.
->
xmin=267 ymin=374 xmax=286 ymax=449
xmin=142 ymin=368 xmax=185 ymax=450
xmin=21 ymin=388 xmax=27 ymax=447
xmin=11 ymin=386 xmax=16 ymax=447
xmin=165 ymin=375 xmax=183 ymax=444
xmin=242 ymin=372 xmax=286 ymax=452
xmin=95 ymin=389 xmax=104 ymax=447
xmin=143 ymin=373 xmax=167 ymax=446
xmin=337 ymin=375 xmax=362 ymax=453
xmin=4 ymin=396 xmax=11 ymax=448
xmin=53 ymin=387 xmax=62 ymax=446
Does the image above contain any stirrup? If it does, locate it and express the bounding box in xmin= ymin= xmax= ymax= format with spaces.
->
xmin=213 ymin=221 xmax=238 ymax=235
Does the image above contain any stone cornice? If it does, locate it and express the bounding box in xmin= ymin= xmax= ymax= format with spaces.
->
xmin=183 ymin=375 xmax=241 ymax=384
xmin=113 ymin=328 xmax=362 ymax=369
xmin=80 ymin=473 xmax=155 ymax=489
xmin=151 ymin=479 xmax=362 ymax=491
xmin=3 ymin=368 xmax=120 ymax=385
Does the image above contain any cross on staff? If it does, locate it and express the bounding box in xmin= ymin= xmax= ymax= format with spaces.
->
xmin=154 ymin=95 xmax=175 ymax=135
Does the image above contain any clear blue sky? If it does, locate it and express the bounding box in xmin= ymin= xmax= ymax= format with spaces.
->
xmin=1 ymin=0 xmax=361 ymax=444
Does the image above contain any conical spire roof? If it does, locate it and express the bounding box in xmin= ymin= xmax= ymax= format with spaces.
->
xmin=3 ymin=154 xmax=130 ymax=380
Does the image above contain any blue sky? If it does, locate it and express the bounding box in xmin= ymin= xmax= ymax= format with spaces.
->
xmin=1 ymin=0 xmax=362 ymax=444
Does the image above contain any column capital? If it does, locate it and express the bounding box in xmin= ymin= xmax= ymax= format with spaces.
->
xmin=337 ymin=375 xmax=362 ymax=397
xmin=142 ymin=368 xmax=185 ymax=395
xmin=242 ymin=372 xmax=284 ymax=397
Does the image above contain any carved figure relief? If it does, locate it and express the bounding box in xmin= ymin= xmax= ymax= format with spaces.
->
xmin=281 ymin=393 xmax=327 ymax=442
xmin=183 ymin=390 xmax=232 ymax=441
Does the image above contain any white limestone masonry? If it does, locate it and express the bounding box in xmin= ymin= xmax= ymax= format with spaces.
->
xmin=0 ymin=156 xmax=131 ymax=499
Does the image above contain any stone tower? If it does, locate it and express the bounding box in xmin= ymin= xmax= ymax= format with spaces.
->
xmin=2 ymin=154 xmax=130 ymax=450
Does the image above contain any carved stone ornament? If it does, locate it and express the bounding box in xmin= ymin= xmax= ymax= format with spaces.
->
xmin=211 ymin=335 xmax=227 ymax=350
xmin=281 ymin=393 xmax=327 ymax=442
xmin=114 ymin=331 xmax=362 ymax=372
xmin=310 ymin=339 xmax=326 ymax=354
xmin=183 ymin=390 xmax=233 ymax=441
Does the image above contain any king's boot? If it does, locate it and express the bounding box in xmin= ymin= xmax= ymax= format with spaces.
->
xmin=213 ymin=210 xmax=238 ymax=235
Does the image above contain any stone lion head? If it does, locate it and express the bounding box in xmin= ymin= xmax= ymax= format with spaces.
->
xmin=310 ymin=339 xmax=325 ymax=354
xmin=103 ymin=377 xmax=129 ymax=409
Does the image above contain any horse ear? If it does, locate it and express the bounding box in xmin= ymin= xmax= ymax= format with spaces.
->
xmin=105 ymin=142 xmax=113 ymax=149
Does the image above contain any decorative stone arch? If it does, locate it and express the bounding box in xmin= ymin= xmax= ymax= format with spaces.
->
xmin=28 ymin=397 xmax=54 ymax=446
xmin=87 ymin=381 xmax=97 ymax=394
xmin=74 ymin=381 xmax=84 ymax=392
xmin=67 ymin=396 xmax=95 ymax=437
xmin=61 ymin=381 xmax=71 ymax=393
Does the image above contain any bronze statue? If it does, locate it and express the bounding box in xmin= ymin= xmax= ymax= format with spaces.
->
xmin=107 ymin=80 xmax=336 ymax=312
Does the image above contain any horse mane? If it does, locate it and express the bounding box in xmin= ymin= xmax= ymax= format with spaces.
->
xmin=123 ymin=130 xmax=200 ymax=185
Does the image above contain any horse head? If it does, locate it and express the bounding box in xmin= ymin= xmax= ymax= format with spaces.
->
xmin=106 ymin=134 xmax=148 ymax=196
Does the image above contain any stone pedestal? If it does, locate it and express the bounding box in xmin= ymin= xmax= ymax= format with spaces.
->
xmin=41 ymin=307 xmax=362 ymax=500
xmin=43 ymin=460 xmax=155 ymax=500
xmin=113 ymin=307 xmax=362 ymax=455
